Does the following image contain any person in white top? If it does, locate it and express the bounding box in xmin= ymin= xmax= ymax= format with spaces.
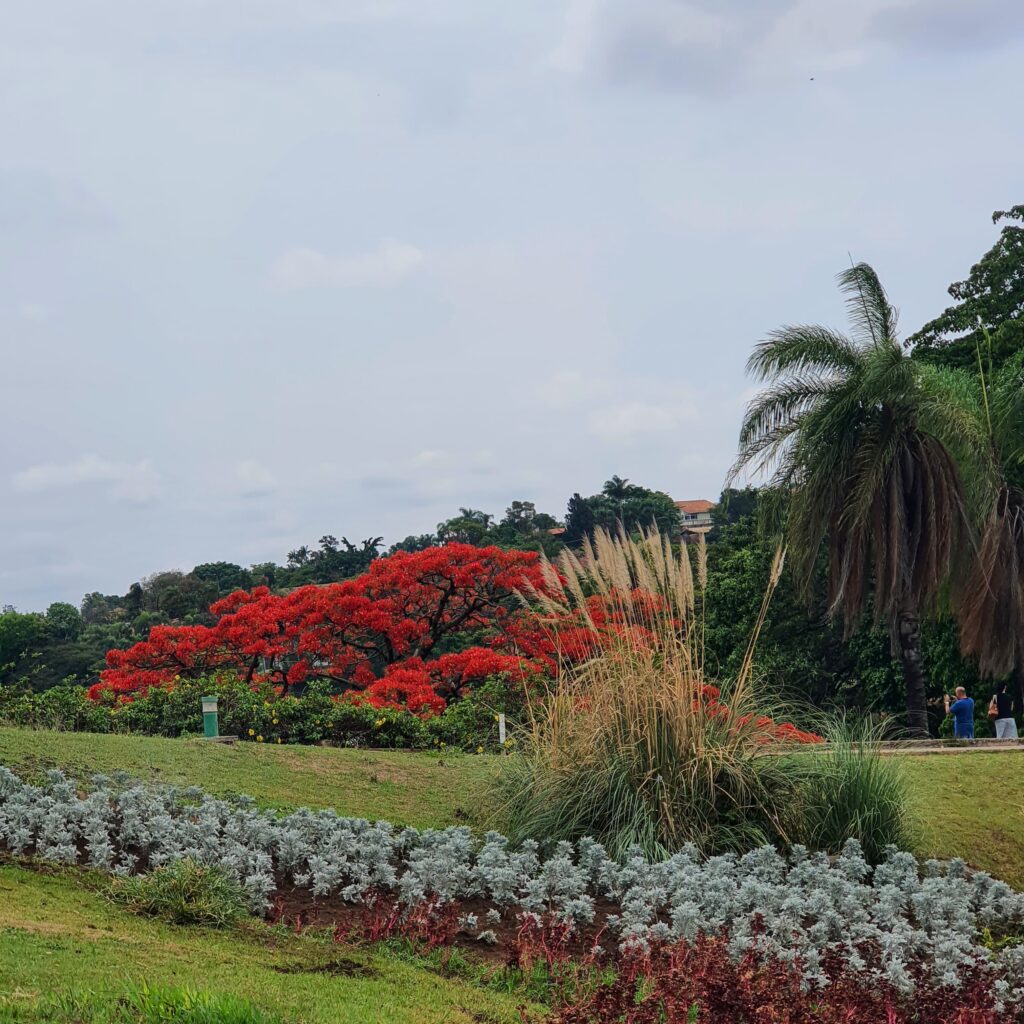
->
xmin=989 ymin=683 xmax=1018 ymax=740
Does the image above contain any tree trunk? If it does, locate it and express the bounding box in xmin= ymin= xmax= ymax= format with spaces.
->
xmin=896 ymin=609 xmax=930 ymax=738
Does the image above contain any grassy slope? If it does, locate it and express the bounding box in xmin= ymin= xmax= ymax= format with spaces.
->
xmin=0 ymin=863 xmax=523 ymax=1024
xmin=0 ymin=729 xmax=507 ymax=1022
xmin=902 ymin=752 xmax=1024 ymax=889
xmin=2 ymin=729 xmax=1023 ymax=882
xmin=2 ymin=728 xmax=1023 ymax=1021
xmin=0 ymin=727 xmax=497 ymax=829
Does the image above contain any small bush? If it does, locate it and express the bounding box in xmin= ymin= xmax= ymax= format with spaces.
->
xmin=1 ymin=985 xmax=279 ymax=1024
xmin=107 ymin=860 xmax=249 ymax=927
xmin=429 ymin=676 xmax=526 ymax=750
xmin=791 ymin=714 xmax=915 ymax=862
xmin=0 ymin=684 xmax=112 ymax=733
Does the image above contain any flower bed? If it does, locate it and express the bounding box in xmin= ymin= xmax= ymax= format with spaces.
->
xmin=2 ymin=766 xmax=1023 ymax=1010
xmin=544 ymin=935 xmax=1023 ymax=1023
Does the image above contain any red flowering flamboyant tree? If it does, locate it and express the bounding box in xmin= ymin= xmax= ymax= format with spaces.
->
xmin=90 ymin=544 xmax=554 ymax=714
xmin=90 ymin=542 xmax=820 ymax=741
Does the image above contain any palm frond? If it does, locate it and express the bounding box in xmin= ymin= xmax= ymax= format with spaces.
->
xmin=746 ymin=325 xmax=860 ymax=381
xmin=915 ymin=362 xmax=999 ymax=520
xmin=736 ymin=262 xmax=973 ymax=642
xmin=837 ymin=262 xmax=899 ymax=346
xmin=959 ymin=486 xmax=1024 ymax=677
xmin=738 ymin=373 xmax=846 ymax=449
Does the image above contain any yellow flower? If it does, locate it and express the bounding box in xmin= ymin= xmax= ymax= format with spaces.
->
xmin=439 ymin=742 xmax=446 ymax=748
xmin=272 ymin=718 xmax=279 ymax=725
xmin=257 ymin=735 xmax=264 ymax=742
xmin=476 ymin=746 xmax=484 ymax=754
xmin=375 ymin=719 xmax=385 ymax=728
xmin=248 ymin=728 xmax=255 ymax=736
xmin=493 ymin=714 xmax=499 ymax=721
xmin=276 ymin=738 xmax=282 ymax=744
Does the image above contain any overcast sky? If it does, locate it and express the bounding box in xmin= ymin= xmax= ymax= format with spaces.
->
xmin=2 ymin=1 xmax=1023 ymax=612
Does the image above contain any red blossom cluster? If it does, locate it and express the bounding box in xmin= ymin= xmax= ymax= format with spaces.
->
xmin=698 ymin=685 xmax=823 ymax=745
xmin=90 ymin=545 xmax=554 ymax=716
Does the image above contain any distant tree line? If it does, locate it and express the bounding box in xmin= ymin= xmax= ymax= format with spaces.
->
xmin=0 ymin=479 xmax=680 ymax=692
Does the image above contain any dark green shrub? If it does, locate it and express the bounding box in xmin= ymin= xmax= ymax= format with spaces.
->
xmin=326 ymin=696 xmax=430 ymax=748
xmin=0 ymin=684 xmax=111 ymax=733
xmin=0 ymin=686 xmax=40 ymax=727
xmin=429 ymin=677 xmax=526 ymax=751
xmin=109 ymin=681 xmax=188 ymax=735
xmin=106 ymin=860 xmax=249 ymax=927
xmin=0 ymin=672 xmax=525 ymax=752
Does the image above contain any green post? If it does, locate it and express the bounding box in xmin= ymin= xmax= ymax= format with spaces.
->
xmin=202 ymin=696 xmax=219 ymax=739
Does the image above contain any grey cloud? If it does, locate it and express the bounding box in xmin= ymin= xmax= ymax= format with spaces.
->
xmin=870 ymin=0 xmax=1024 ymax=54
xmin=602 ymin=23 xmax=740 ymax=95
xmin=2 ymin=0 xmax=1022 ymax=612
xmin=12 ymin=455 xmax=161 ymax=504
xmin=559 ymin=0 xmax=798 ymax=96
xmin=357 ymin=477 xmax=436 ymax=508
xmin=359 ymin=475 xmax=414 ymax=492
xmin=0 ymin=169 xmax=114 ymax=238
xmin=558 ymin=0 xmax=1024 ymax=96
xmin=232 ymin=460 xmax=278 ymax=498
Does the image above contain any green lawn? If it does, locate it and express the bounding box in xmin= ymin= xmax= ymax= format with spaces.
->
xmin=0 ymin=727 xmax=497 ymax=829
xmin=902 ymin=752 xmax=1024 ymax=889
xmin=0 ymin=863 xmax=525 ymax=1023
xmin=0 ymin=732 xmax=519 ymax=1020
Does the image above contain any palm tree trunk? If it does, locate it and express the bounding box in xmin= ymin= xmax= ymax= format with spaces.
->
xmin=896 ymin=609 xmax=930 ymax=738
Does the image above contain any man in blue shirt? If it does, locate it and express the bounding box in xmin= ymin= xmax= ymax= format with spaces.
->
xmin=945 ymin=687 xmax=975 ymax=740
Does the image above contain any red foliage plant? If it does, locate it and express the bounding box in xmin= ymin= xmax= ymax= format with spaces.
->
xmin=339 ymin=890 xmax=462 ymax=951
xmin=545 ymin=933 xmax=1017 ymax=1024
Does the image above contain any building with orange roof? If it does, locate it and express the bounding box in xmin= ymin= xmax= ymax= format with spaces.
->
xmin=675 ymin=498 xmax=716 ymax=537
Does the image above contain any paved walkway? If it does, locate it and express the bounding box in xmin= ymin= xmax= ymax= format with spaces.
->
xmin=873 ymin=739 xmax=1024 ymax=756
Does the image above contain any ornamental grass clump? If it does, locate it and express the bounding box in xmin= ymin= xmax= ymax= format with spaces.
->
xmin=107 ymin=859 xmax=250 ymax=927
xmin=496 ymin=526 xmax=812 ymax=859
xmin=793 ymin=714 xmax=915 ymax=863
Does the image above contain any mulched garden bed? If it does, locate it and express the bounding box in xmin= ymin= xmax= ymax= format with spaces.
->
xmin=270 ymin=881 xmax=621 ymax=963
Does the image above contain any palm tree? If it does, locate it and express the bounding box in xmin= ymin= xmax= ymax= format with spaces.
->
xmin=602 ymin=475 xmax=633 ymax=501
xmin=731 ymin=263 xmax=984 ymax=736
xmin=958 ymin=345 xmax=1024 ymax=681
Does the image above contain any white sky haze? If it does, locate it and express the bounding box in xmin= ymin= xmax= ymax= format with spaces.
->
xmin=2 ymin=0 xmax=1023 ymax=609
